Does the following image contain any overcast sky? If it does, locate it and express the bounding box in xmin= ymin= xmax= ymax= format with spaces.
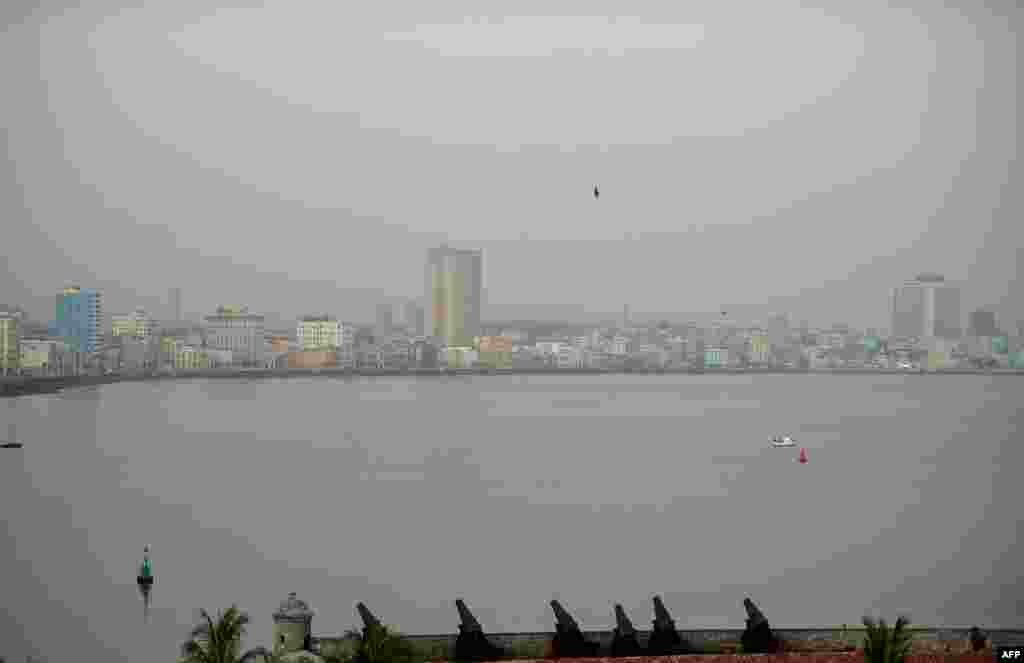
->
xmin=2 ymin=0 xmax=1021 ymax=330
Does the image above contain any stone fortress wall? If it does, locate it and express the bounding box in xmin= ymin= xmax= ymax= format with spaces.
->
xmin=261 ymin=592 xmax=1024 ymax=662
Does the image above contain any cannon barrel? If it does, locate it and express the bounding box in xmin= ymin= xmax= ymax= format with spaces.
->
xmin=356 ymin=602 xmax=382 ymax=629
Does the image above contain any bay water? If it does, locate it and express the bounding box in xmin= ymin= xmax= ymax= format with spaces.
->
xmin=1 ymin=374 xmax=1020 ymax=661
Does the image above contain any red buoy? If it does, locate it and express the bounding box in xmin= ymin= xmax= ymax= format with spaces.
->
xmin=798 ymin=448 xmax=808 ymax=464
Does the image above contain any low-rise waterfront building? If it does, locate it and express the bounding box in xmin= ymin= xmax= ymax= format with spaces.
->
xmin=704 ymin=346 xmax=728 ymax=369
xmin=535 ymin=337 xmax=567 ymax=357
xmin=336 ymin=344 xmax=355 ymax=368
xmin=175 ymin=345 xmax=211 ymax=370
xmin=204 ymin=305 xmax=265 ymax=366
xmin=0 ymin=310 xmax=20 ymax=375
xmin=356 ymin=344 xmax=384 ymax=369
xmin=268 ymin=334 xmax=291 ymax=354
xmin=287 ymin=349 xmax=337 ymax=369
xmin=203 ymin=348 xmax=233 ymax=367
xmin=19 ymin=339 xmax=57 ymax=375
xmin=111 ymin=308 xmax=155 ymax=340
xmin=383 ymin=337 xmax=413 ymax=367
xmin=557 ymin=345 xmax=585 ymax=369
xmin=297 ymin=315 xmax=347 ymax=350
xmin=98 ymin=345 xmax=121 ymax=371
xmin=634 ymin=342 xmax=658 ymax=355
xmin=584 ymin=350 xmax=613 ymax=369
xmin=510 ymin=348 xmax=546 ymax=368
xmin=664 ymin=338 xmax=687 ymax=366
xmin=412 ymin=341 xmax=439 ymax=369
xmin=816 ymin=331 xmax=842 ymax=350
xmin=264 ymin=352 xmax=288 ymax=369
xmin=609 ymin=335 xmax=630 ymax=356
xmin=118 ymin=337 xmax=157 ymax=372
xmin=646 ymin=346 xmax=670 ymax=369
xmin=749 ymin=333 xmax=770 ymax=365
xmin=443 ymin=346 xmax=477 ymax=368
xmin=160 ymin=336 xmax=180 ymax=368
xmin=477 ymin=335 xmax=512 ymax=369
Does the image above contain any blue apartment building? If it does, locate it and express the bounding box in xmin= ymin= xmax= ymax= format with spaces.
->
xmin=48 ymin=286 xmax=103 ymax=353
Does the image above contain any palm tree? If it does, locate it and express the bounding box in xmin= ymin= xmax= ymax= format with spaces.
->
xmin=180 ymin=605 xmax=279 ymax=663
xmin=862 ymin=615 xmax=914 ymax=663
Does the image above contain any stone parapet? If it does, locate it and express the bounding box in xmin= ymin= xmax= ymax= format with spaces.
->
xmin=312 ymin=629 xmax=1024 ymax=659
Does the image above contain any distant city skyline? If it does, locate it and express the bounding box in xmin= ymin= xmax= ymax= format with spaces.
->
xmin=2 ymin=2 xmax=1021 ymax=338
xmin=12 ymin=269 xmax=1020 ymax=339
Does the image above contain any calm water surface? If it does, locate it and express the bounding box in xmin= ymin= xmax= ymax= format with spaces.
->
xmin=1 ymin=375 xmax=1021 ymax=662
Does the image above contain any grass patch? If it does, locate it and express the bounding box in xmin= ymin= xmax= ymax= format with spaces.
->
xmin=505 ymin=640 xmax=548 ymax=659
xmin=410 ymin=640 xmax=450 ymax=662
xmin=698 ymin=640 xmax=724 ymax=654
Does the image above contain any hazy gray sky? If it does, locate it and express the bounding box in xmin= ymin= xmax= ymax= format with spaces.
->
xmin=2 ymin=0 xmax=1021 ymax=329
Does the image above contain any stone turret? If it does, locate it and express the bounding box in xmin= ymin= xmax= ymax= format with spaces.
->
xmin=273 ymin=592 xmax=316 ymax=657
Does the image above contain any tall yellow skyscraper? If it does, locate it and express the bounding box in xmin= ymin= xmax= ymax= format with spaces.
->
xmin=425 ymin=245 xmax=482 ymax=348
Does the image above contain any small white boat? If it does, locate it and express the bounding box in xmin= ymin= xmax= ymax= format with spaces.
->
xmin=771 ymin=435 xmax=797 ymax=447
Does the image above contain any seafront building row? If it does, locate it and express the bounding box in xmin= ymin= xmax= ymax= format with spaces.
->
xmin=1 ymin=257 xmax=1022 ymax=376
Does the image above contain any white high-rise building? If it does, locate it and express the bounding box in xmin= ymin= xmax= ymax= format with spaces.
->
xmin=890 ymin=273 xmax=961 ymax=341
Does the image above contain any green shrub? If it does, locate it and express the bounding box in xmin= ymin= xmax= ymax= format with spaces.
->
xmin=331 ymin=625 xmax=425 ymax=663
xmin=699 ymin=640 xmax=723 ymax=654
xmin=838 ymin=624 xmax=868 ymax=649
xmin=862 ymin=615 xmax=913 ymax=663
xmin=410 ymin=640 xmax=450 ymax=662
xmin=321 ymin=630 xmax=362 ymax=663
xmin=506 ymin=639 xmax=547 ymax=659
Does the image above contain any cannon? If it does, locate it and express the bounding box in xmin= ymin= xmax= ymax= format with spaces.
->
xmin=741 ymin=598 xmax=782 ymax=653
xmin=646 ymin=596 xmax=691 ymax=655
xmin=610 ymin=604 xmax=643 ymax=657
xmin=454 ymin=599 xmax=505 ymax=662
xmin=550 ymin=600 xmax=600 ymax=658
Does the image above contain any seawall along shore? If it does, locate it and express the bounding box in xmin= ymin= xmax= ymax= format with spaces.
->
xmin=2 ymin=366 xmax=1022 ymax=398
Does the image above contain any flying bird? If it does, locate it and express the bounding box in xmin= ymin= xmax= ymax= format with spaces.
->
xmin=593 ymin=186 xmax=600 ymax=199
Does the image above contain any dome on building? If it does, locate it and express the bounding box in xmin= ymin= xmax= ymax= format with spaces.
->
xmin=274 ymin=592 xmax=315 ymax=622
